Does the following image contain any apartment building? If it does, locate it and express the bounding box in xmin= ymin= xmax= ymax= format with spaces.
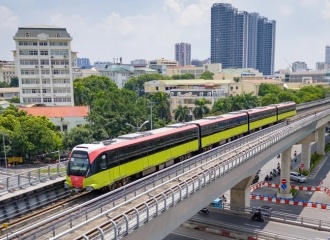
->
xmin=0 ymin=61 xmax=16 ymax=83
xmin=13 ymin=26 xmax=75 ymax=106
xmin=175 ymin=43 xmax=191 ymax=66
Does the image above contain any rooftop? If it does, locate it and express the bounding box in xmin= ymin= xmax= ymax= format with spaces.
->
xmin=18 ymin=106 xmax=89 ymax=118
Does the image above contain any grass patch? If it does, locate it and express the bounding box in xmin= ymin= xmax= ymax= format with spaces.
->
xmin=290 ymin=188 xmax=298 ymax=196
xmin=325 ymin=142 xmax=330 ymax=153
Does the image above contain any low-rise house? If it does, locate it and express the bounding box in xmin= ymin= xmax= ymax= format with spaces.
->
xmin=18 ymin=106 xmax=89 ymax=132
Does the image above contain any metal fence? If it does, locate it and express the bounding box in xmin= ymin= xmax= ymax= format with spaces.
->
xmin=0 ymin=162 xmax=67 ymax=194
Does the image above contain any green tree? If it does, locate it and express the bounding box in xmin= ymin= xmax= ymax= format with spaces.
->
xmin=0 ymin=106 xmax=62 ymax=160
xmin=73 ymin=76 xmax=118 ymax=106
xmin=10 ymin=77 xmax=19 ymax=87
xmin=173 ymin=105 xmax=190 ymax=122
xmin=172 ymin=73 xmax=195 ymax=79
xmin=9 ymin=97 xmax=20 ymax=103
xmin=261 ymin=93 xmax=279 ymax=106
xmin=123 ymin=74 xmax=171 ymax=96
xmin=212 ymin=97 xmax=233 ymax=114
xmin=149 ymin=92 xmax=170 ymax=121
xmin=258 ymin=83 xmax=282 ymax=97
xmin=277 ymin=91 xmax=300 ymax=103
xmin=193 ymin=98 xmax=211 ymax=119
xmin=62 ymin=126 xmax=94 ymax=150
xmin=0 ymin=82 xmax=10 ymax=88
xmin=200 ymin=71 xmax=214 ymax=80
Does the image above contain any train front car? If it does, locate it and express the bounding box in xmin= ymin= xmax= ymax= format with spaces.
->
xmin=65 ymin=145 xmax=92 ymax=190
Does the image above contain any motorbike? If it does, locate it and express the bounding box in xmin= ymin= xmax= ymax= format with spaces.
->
xmin=251 ymin=212 xmax=264 ymax=222
xmin=264 ymin=174 xmax=273 ymax=181
xmin=199 ymin=208 xmax=209 ymax=215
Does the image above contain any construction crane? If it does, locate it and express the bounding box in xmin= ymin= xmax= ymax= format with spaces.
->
xmin=284 ymin=58 xmax=294 ymax=72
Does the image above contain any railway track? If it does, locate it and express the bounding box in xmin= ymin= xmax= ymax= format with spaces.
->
xmin=0 ymin=191 xmax=98 ymax=237
xmin=2 ymin=104 xmax=329 ymax=240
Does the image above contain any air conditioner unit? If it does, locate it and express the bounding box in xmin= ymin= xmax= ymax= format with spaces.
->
xmin=41 ymin=66 xmax=44 ymax=68
xmin=50 ymin=56 xmax=54 ymax=58
xmin=35 ymin=66 xmax=38 ymax=68
xmin=63 ymin=55 xmax=67 ymax=58
xmin=51 ymin=66 xmax=54 ymax=68
xmin=64 ymin=66 xmax=67 ymax=68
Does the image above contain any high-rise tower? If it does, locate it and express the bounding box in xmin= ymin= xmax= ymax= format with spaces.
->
xmin=210 ymin=3 xmax=275 ymax=75
xmin=175 ymin=43 xmax=191 ymax=66
xmin=325 ymin=46 xmax=330 ymax=64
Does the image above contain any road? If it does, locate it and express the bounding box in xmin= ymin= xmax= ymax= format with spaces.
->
xmin=163 ymin=135 xmax=330 ymax=239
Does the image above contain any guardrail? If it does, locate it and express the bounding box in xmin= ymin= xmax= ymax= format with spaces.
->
xmin=0 ymin=98 xmax=327 ymax=197
xmin=3 ymin=120 xmax=289 ymax=239
xmin=221 ymin=203 xmax=330 ymax=231
xmin=187 ymin=216 xmax=311 ymax=240
xmin=0 ymin=162 xmax=67 ymax=194
xmin=50 ymin=109 xmax=330 ymax=239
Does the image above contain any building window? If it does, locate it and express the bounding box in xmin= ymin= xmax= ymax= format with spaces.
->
xmin=56 ymin=33 xmax=61 ymax=37
xmin=39 ymin=41 xmax=48 ymax=46
xmin=156 ymin=87 xmax=158 ymax=91
xmin=25 ymin=33 xmax=30 ymax=37
xmin=236 ymin=86 xmax=238 ymax=89
xmin=40 ymin=50 xmax=48 ymax=55
xmin=62 ymin=125 xmax=68 ymax=131
xmin=230 ymin=87 xmax=233 ymax=90
xmin=56 ymin=126 xmax=61 ymax=131
xmin=43 ymin=97 xmax=52 ymax=102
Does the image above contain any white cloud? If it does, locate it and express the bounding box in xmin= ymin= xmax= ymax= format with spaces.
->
xmin=0 ymin=5 xmax=19 ymax=29
xmin=163 ymin=0 xmax=183 ymax=13
xmin=278 ymin=4 xmax=294 ymax=16
xmin=321 ymin=2 xmax=330 ymax=19
xmin=299 ymin=0 xmax=320 ymax=8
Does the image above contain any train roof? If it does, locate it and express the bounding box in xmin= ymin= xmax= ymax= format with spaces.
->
xmin=73 ymin=122 xmax=198 ymax=154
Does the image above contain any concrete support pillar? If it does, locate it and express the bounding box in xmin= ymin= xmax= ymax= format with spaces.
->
xmin=277 ymin=148 xmax=292 ymax=198
xmin=230 ymin=176 xmax=252 ymax=208
xmin=300 ymin=138 xmax=312 ymax=171
xmin=317 ymin=126 xmax=326 ymax=155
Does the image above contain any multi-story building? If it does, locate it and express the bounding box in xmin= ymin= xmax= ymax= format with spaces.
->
xmin=100 ymin=63 xmax=157 ymax=88
xmin=149 ymin=58 xmax=178 ymax=75
xmin=13 ymin=26 xmax=75 ymax=106
xmin=166 ymin=63 xmax=222 ymax=78
xmin=315 ymin=62 xmax=330 ymax=71
xmin=72 ymin=67 xmax=100 ymax=80
xmin=93 ymin=61 xmax=112 ymax=69
xmin=76 ymin=58 xmax=91 ymax=69
xmin=130 ymin=59 xmax=148 ymax=68
xmin=292 ymin=61 xmax=308 ymax=72
xmin=325 ymin=46 xmax=330 ymax=64
xmin=211 ymin=3 xmax=275 ymax=75
xmin=175 ymin=43 xmax=191 ymax=66
xmin=0 ymin=61 xmax=16 ymax=83
xmin=284 ymin=71 xmax=330 ymax=83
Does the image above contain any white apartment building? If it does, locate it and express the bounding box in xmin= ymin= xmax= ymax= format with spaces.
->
xmin=0 ymin=61 xmax=16 ymax=84
xmin=13 ymin=26 xmax=75 ymax=106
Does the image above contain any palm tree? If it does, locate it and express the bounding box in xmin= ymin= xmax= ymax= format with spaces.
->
xmin=173 ymin=105 xmax=190 ymax=122
xmin=193 ymin=98 xmax=211 ymax=119
xmin=151 ymin=92 xmax=170 ymax=120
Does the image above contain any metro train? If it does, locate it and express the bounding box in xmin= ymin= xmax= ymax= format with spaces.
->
xmin=65 ymin=102 xmax=296 ymax=191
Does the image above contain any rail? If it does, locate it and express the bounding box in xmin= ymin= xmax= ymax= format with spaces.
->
xmin=0 ymin=97 xmax=328 ymax=196
xmin=50 ymin=109 xmax=330 ymax=239
xmin=3 ymin=119 xmax=289 ymax=239
xmin=0 ymin=162 xmax=67 ymax=194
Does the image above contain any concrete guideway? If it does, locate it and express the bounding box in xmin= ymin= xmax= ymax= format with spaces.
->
xmin=49 ymin=110 xmax=330 ymax=240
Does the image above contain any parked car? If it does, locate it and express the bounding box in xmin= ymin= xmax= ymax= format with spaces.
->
xmin=290 ymin=171 xmax=307 ymax=183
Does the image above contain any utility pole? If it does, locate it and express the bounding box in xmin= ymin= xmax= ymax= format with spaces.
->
xmin=149 ymin=101 xmax=154 ymax=130
xmin=2 ymin=134 xmax=7 ymax=169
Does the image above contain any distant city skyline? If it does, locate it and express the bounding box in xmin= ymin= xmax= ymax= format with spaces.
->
xmin=1 ymin=1 xmax=330 ymax=71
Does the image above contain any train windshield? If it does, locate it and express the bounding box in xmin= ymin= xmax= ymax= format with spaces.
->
xmin=69 ymin=151 xmax=89 ymax=176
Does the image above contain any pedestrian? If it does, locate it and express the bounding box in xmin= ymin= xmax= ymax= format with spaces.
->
xmin=294 ymin=151 xmax=297 ymax=157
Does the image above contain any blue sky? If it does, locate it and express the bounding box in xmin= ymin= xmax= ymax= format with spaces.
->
xmin=1 ymin=0 xmax=330 ymax=71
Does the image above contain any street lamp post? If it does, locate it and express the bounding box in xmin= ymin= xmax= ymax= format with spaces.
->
xmin=149 ymin=101 xmax=154 ymax=130
xmin=125 ymin=120 xmax=149 ymax=132
xmin=2 ymin=134 xmax=7 ymax=169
